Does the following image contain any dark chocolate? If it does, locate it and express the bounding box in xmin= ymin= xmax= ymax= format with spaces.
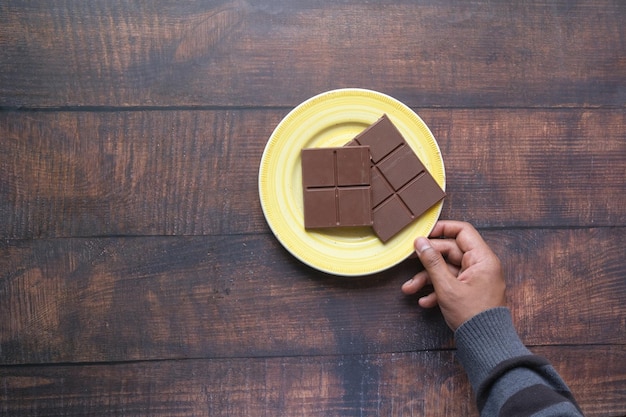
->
xmin=301 ymin=146 xmax=373 ymax=229
xmin=347 ymin=114 xmax=445 ymax=242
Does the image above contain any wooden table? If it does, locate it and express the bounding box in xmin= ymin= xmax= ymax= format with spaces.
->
xmin=1 ymin=1 xmax=625 ymax=416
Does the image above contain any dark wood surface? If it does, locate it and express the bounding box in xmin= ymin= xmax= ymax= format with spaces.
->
xmin=1 ymin=1 xmax=625 ymax=416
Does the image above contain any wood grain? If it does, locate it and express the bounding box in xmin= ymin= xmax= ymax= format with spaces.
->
xmin=1 ymin=346 xmax=624 ymax=417
xmin=1 ymin=0 xmax=624 ymax=108
xmin=1 ymin=228 xmax=624 ymax=365
xmin=1 ymin=109 xmax=624 ymax=238
xmin=1 ymin=0 xmax=624 ymax=415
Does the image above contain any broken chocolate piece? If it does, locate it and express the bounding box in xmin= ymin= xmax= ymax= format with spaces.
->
xmin=348 ymin=114 xmax=445 ymax=242
xmin=301 ymin=146 xmax=373 ymax=229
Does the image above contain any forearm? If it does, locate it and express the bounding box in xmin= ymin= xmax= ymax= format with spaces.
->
xmin=454 ymin=307 xmax=583 ymax=416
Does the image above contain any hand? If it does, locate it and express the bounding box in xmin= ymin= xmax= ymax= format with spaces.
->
xmin=401 ymin=220 xmax=507 ymax=331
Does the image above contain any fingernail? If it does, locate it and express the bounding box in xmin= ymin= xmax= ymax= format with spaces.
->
xmin=415 ymin=237 xmax=431 ymax=254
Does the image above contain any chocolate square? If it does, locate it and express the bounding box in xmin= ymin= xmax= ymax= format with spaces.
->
xmin=398 ymin=173 xmax=447 ymax=217
xmin=371 ymin=195 xmax=414 ymax=243
xmin=301 ymin=146 xmax=373 ymax=229
xmin=377 ymin=145 xmax=425 ymax=190
xmin=351 ymin=116 xmax=405 ymax=163
xmin=347 ymin=114 xmax=445 ymax=242
xmin=370 ymin=168 xmax=395 ymax=207
xmin=301 ymin=148 xmax=336 ymax=188
xmin=337 ymin=187 xmax=373 ymax=227
xmin=336 ymin=147 xmax=371 ymax=186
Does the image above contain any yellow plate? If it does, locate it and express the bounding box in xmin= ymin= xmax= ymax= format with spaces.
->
xmin=258 ymin=88 xmax=445 ymax=276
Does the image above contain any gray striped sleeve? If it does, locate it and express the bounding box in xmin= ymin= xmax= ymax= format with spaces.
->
xmin=454 ymin=308 xmax=583 ymax=416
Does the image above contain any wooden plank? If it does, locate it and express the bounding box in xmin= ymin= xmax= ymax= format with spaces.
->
xmin=492 ymin=228 xmax=626 ymax=347
xmin=428 ymin=109 xmax=626 ymax=228
xmin=1 ymin=228 xmax=624 ymax=365
xmin=1 ymin=0 xmax=624 ymax=108
xmin=1 ymin=109 xmax=624 ymax=239
xmin=0 ymin=346 xmax=624 ymax=417
xmin=0 ymin=110 xmax=278 ymax=238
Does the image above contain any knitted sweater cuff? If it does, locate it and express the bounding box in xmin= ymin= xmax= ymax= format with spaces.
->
xmin=454 ymin=307 xmax=532 ymax=391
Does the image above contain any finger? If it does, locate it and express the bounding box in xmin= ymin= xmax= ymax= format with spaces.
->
xmin=433 ymin=221 xmax=490 ymax=254
xmin=414 ymin=237 xmax=457 ymax=292
xmin=428 ymin=220 xmax=464 ymax=238
xmin=429 ymin=238 xmax=464 ymax=267
xmin=445 ymin=263 xmax=461 ymax=277
xmin=401 ymin=272 xmax=430 ymax=295
xmin=418 ymin=291 xmax=439 ymax=308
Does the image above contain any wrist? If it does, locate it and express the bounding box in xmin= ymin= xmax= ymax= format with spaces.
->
xmin=454 ymin=307 xmax=531 ymax=390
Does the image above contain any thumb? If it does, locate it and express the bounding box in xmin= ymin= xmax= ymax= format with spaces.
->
xmin=414 ymin=237 xmax=455 ymax=290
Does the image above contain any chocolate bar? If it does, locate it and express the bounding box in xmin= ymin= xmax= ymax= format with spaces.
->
xmin=301 ymin=146 xmax=373 ymax=229
xmin=347 ymin=114 xmax=445 ymax=242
